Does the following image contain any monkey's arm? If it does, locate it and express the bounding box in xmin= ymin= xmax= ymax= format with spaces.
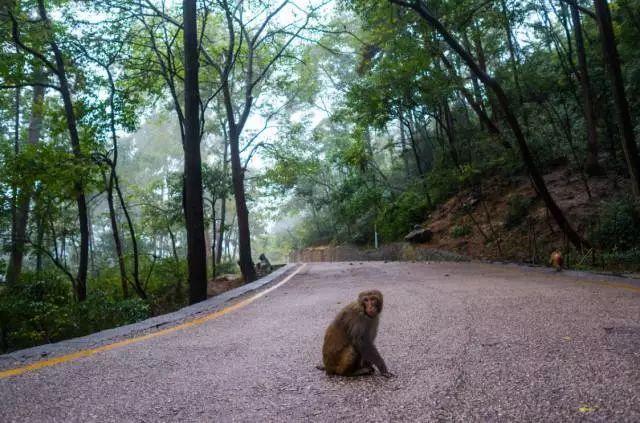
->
xmin=355 ymin=339 xmax=393 ymax=377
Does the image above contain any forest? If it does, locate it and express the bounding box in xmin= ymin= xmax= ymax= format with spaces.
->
xmin=1 ymin=0 xmax=640 ymax=352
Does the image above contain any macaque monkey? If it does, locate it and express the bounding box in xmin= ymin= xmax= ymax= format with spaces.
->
xmin=255 ymin=253 xmax=272 ymax=277
xmin=317 ymin=290 xmax=394 ymax=378
xmin=550 ymin=250 xmax=564 ymax=271
xmin=257 ymin=253 xmax=272 ymax=272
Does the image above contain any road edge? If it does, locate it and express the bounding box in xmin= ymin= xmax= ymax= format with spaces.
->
xmin=0 ymin=263 xmax=303 ymax=370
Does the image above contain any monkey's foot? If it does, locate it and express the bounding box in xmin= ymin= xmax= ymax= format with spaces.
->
xmin=351 ymin=366 xmax=375 ymax=377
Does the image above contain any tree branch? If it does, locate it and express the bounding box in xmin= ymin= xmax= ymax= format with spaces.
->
xmin=8 ymin=11 xmax=59 ymax=75
xmin=559 ymin=0 xmax=596 ymax=20
xmin=0 ymin=82 xmax=60 ymax=91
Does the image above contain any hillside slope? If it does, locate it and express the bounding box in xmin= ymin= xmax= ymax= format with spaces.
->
xmin=422 ymin=166 xmax=631 ymax=269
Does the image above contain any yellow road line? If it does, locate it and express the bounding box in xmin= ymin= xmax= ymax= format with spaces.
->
xmin=0 ymin=264 xmax=307 ymax=380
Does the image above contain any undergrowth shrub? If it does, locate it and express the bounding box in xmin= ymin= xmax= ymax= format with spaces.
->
xmin=376 ymin=186 xmax=431 ymax=241
xmin=0 ymin=271 xmax=149 ymax=353
xmin=590 ymin=197 xmax=640 ymax=251
xmin=504 ymin=195 xmax=533 ymax=229
xmin=426 ymin=168 xmax=460 ymax=205
xmin=71 ymin=294 xmax=149 ymax=335
xmin=450 ymin=224 xmax=472 ymax=238
xmin=599 ymin=248 xmax=640 ymax=271
xmin=215 ymin=260 xmax=239 ymax=276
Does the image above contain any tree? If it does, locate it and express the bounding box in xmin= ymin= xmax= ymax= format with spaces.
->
xmin=4 ymin=67 xmax=45 ymax=285
xmin=203 ymin=0 xmax=315 ymax=282
xmin=593 ymin=0 xmax=640 ymax=198
xmin=8 ymin=1 xmax=91 ymax=300
xmin=388 ymin=0 xmax=589 ymax=250
xmin=202 ymin=163 xmax=231 ymax=275
xmin=569 ymin=0 xmax=601 ymax=176
xmin=73 ymin=24 xmax=147 ymax=300
xmin=104 ymin=0 xmax=209 ymax=303
xmin=183 ymin=0 xmax=208 ymax=303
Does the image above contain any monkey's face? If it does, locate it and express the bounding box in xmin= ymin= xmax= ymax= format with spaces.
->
xmin=358 ymin=290 xmax=383 ymax=318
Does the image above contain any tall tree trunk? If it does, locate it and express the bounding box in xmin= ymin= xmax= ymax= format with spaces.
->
xmin=570 ymin=2 xmax=602 ymax=175
xmin=472 ymin=27 xmax=501 ymax=125
xmin=35 ymin=0 xmax=89 ymax=300
xmin=183 ymin=0 xmax=208 ymax=303
xmin=462 ymin=32 xmax=486 ymax=121
xmin=440 ymin=53 xmax=508 ymax=145
xmin=88 ymin=206 xmax=97 ymax=278
xmin=220 ymin=61 xmax=256 ymax=282
xmin=10 ymin=86 xmax=20 ymax=276
xmin=115 ymin=174 xmax=143 ymax=297
xmin=56 ymin=65 xmax=89 ymax=302
xmin=211 ymin=201 xmax=216 ymax=277
xmin=216 ymin=135 xmax=229 ymax=264
xmin=6 ymin=80 xmax=44 ymax=284
xmin=392 ymin=0 xmax=589 ymax=250
xmin=105 ymin=70 xmax=145 ymax=299
xmin=229 ymin=128 xmax=256 ymax=282
xmin=398 ymin=106 xmax=411 ymax=177
xmin=442 ymin=100 xmax=462 ymax=169
xmin=35 ymin=207 xmax=44 ymax=274
xmin=403 ymin=118 xmax=424 ymax=176
xmin=500 ymin=0 xmax=523 ymax=102
xmin=593 ymin=0 xmax=640 ymax=198
xmin=104 ymin=170 xmax=128 ymax=298
xmin=168 ymin=227 xmax=183 ymax=303
xmin=104 ymin=71 xmax=128 ymax=298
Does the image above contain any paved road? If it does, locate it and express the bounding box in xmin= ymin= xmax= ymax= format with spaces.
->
xmin=1 ymin=261 xmax=639 ymax=422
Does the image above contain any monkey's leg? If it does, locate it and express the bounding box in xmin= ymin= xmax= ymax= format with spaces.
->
xmin=334 ymin=346 xmax=360 ymax=376
xmin=338 ymin=349 xmax=374 ymax=377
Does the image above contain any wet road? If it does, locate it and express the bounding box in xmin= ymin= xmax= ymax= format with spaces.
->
xmin=1 ymin=261 xmax=639 ymax=422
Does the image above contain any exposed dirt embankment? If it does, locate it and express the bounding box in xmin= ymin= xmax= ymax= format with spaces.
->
xmin=423 ymin=167 xmax=621 ymax=264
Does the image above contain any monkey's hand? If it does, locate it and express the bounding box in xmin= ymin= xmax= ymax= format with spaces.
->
xmin=381 ymin=371 xmax=396 ymax=378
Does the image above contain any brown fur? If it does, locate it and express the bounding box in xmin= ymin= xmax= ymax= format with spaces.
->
xmin=320 ymin=290 xmax=391 ymax=377
xmin=550 ymin=250 xmax=564 ymax=271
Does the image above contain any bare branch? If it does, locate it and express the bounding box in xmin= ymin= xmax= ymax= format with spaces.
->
xmin=251 ymin=0 xmax=290 ymax=46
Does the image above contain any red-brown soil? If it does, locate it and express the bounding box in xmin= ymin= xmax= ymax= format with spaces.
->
xmin=424 ymin=167 xmax=625 ymax=265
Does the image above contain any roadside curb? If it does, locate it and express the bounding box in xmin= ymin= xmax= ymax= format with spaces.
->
xmin=0 ymin=263 xmax=302 ymax=369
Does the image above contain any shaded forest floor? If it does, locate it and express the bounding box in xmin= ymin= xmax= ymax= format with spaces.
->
xmin=207 ymin=265 xmax=286 ymax=297
xmin=207 ymin=274 xmax=244 ymax=297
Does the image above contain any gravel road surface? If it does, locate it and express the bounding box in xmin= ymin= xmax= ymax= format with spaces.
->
xmin=1 ymin=261 xmax=639 ymax=422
